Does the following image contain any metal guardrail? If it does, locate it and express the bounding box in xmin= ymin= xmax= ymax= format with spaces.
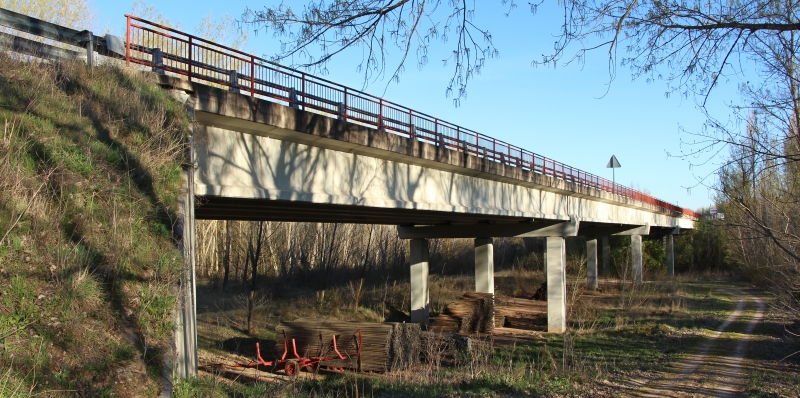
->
xmin=0 ymin=7 xmax=699 ymax=219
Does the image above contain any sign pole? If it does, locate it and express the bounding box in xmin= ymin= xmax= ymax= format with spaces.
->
xmin=606 ymin=155 xmax=621 ymax=196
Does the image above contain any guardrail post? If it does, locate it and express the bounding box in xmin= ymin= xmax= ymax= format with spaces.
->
xmin=434 ymin=119 xmax=440 ymax=147
xmin=409 ymin=110 xmax=414 ymax=139
xmin=337 ymin=102 xmax=345 ymax=120
xmin=82 ymin=30 xmax=93 ymax=68
xmin=289 ymin=88 xmax=300 ymax=110
xmin=301 ymin=73 xmax=306 ymax=110
xmin=250 ymin=55 xmax=255 ymax=97
xmin=152 ymin=48 xmax=164 ymax=74
xmin=187 ymin=37 xmax=193 ymax=82
xmin=125 ymin=15 xmax=130 ymax=66
xmin=229 ymin=70 xmax=239 ymax=93
xmin=378 ymin=98 xmax=384 ymax=131
xmin=343 ymin=87 xmax=348 ymax=120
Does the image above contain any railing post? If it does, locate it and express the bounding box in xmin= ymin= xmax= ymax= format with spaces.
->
xmin=434 ymin=118 xmax=439 ymax=147
xmin=409 ymin=110 xmax=414 ymax=138
xmin=301 ymin=73 xmax=306 ymax=110
xmin=343 ymin=87 xmax=348 ymax=120
xmin=188 ymin=37 xmax=192 ymax=82
xmin=289 ymin=88 xmax=300 ymax=110
xmin=229 ymin=70 xmax=239 ymax=93
xmin=378 ymin=98 xmax=383 ymax=131
xmin=152 ymin=48 xmax=164 ymax=74
xmin=125 ymin=15 xmax=131 ymax=66
xmin=250 ymin=55 xmax=255 ymax=97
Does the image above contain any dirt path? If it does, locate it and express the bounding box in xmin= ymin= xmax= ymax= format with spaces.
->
xmin=626 ymin=289 xmax=766 ymax=397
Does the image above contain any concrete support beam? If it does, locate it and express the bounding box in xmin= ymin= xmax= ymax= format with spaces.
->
xmin=474 ymin=238 xmax=494 ymax=294
xmin=631 ymin=235 xmax=643 ymax=285
xmin=666 ymin=233 xmax=675 ymax=277
xmin=612 ymin=224 xmax=650 ymax=236
xmin=410 ymin=239 xmax=430 ymax=325
xmin=546 ymin=237 xmax=567 ymax=333
xmin=601 ymin=235 xmax=610 ymax=277
xmin=397 ymin=217 xmax=579 ymax=239
xmin=586 ymin=238 xmax=598 ymax=290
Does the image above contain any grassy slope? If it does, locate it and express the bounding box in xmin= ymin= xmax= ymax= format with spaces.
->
xmin=0 ymin=55 xmax=188 ymax=396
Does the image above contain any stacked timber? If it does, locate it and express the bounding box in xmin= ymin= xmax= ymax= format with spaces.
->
xmin=430 ymin=292 xmax=494 ymax=334
xmin=275 ymin=318 xmax=420 ymax=373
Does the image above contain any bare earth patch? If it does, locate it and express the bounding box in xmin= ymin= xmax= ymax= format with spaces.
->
xmin=621 ymin=289 xmax=767 ymax=397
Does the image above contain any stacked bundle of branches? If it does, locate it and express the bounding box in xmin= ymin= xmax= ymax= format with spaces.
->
xmin=275 ymin=318 xmax=420 ymax=372
xmin=430 ymin=292 xmax=494 ymax=334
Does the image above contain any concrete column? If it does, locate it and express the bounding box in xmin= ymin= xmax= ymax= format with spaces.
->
xmin=666 ymin=234 xmax=675 ymax=277
xmin=586 ymin=237 xmax=598 ymax=290
xmin=631 ymin=235 xmax=643 ymax=285
xmin=164 ymin=91 xmax=200 ymax=385
xmin=409 ymin=239 xmax=430 ymax=325
xmin=474 ymin=238 xmax=494 ymax=294
xmin=601 ymin=235 xmax=610 ymax=277
xmin=174 ymin=93 xmax=198 ymax=380
xmin=546 ymin=237 xmax=567 ymax=333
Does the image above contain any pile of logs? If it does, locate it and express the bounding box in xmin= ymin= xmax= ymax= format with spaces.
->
xmin=430 ymin=292 xmax=494 ymax=334
xmin=275 ymin=318 xmax=421 ymax=372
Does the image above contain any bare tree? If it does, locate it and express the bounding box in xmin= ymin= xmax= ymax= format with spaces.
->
xmin=242 ymin=0 xmax=504 ymax=102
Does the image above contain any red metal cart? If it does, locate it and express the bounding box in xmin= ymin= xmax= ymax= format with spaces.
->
xmin=237 ymin=329 xmax=363 ymax=377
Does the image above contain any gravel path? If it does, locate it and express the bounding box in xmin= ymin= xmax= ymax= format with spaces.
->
xmin=630 ymin=290 xmax=766 ymax=397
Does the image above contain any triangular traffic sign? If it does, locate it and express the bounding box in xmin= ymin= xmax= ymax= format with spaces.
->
xmin=606 ymin=155 xmax=621 ymax=168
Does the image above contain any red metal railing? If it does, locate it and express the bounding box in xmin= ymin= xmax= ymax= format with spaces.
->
xmin=124 ymin=14 xmax=700 ymax=220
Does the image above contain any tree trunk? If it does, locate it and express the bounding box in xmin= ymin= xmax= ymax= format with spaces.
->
xmin=222 ymin=220 xmax=231 ymax=291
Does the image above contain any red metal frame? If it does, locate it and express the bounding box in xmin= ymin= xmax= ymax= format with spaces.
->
xmin=237 ymin=330 xmax=364 ymax=376
xmin=123 ymin=14 xmax=700 ymax=220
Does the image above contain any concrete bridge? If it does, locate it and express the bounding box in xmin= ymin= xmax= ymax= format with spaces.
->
xmin=121 ymin=15 xmax=696 ymax=379
xmin=0 ymin=7 xmax=698 ymax=385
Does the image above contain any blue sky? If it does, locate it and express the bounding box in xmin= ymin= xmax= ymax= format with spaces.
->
xmin=91 ymin=0 xmax=746 ymax=211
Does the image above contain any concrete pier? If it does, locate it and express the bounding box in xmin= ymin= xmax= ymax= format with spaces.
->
xmin=546 ymin=237 xmax=567 ymax=333
xmin=474 ymin=238 xmax=494 ymax=294
xmin=601 ymin=236 xmax=610 ymax=277
xmin=586 ymin=238 xmax=598 ymax=290
xmin=631 ymin=235 xmax=643 ymax=285
xmin=410 ymin=239 xmax=430 ymax=325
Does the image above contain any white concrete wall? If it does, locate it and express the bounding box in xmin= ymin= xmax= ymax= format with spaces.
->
xmin=193 ymin=125 xmax=693 ymax=228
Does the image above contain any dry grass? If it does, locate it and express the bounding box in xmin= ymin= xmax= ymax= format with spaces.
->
xmin=0 ymin=55 xmax=189 ymax=396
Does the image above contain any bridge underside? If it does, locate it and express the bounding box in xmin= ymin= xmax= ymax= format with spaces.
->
xmin=195 ymin=196 xmax=678 ymax=237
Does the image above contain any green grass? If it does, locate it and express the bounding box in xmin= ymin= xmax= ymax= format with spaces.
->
xmin=0 ymin=55 xmax=189 ymax=396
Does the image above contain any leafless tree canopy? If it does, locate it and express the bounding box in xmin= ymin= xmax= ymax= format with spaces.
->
xmin=242 ymin=0 xmax=505 ymax=102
